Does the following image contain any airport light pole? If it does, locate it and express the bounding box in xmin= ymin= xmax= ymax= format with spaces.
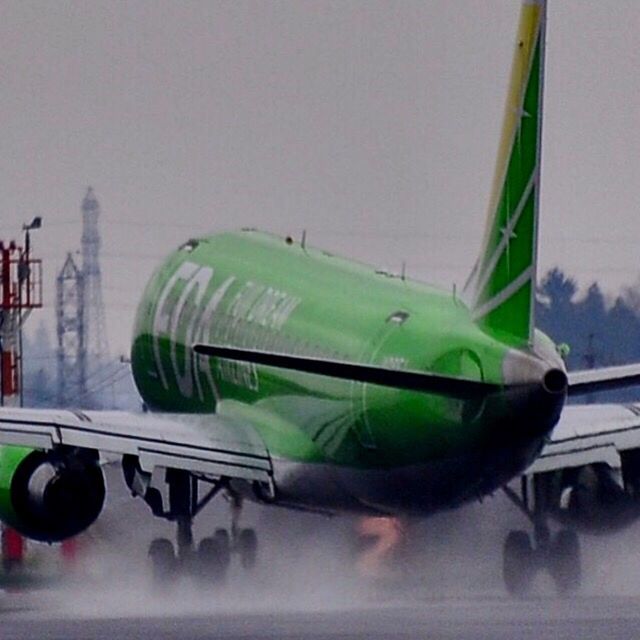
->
xmin=18 ymin=217 xmax=42 ymax=407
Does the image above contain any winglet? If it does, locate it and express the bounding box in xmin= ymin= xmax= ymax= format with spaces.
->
xmin=464 ymin=0 xmax=547 ymax=346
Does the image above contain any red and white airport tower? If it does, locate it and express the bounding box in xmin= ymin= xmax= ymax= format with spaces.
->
xmin=0 ymin=218 xmax=42 ymax=572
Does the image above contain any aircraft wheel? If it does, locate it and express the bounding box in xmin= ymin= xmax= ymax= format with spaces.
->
xmin=238 ymin=528 xmax=258 ymax=570
xmin=148 ymin=538 xmax=177 ymax=587
xmin=214 ymin=529 xmax=232 ymax=571
xmin=503 ymin=530 xmax=534 ymax=597
xmin=549 ymin=529 xmax=581 ymax=596
xmin=198 ymin=530 xmax=231 ymax=583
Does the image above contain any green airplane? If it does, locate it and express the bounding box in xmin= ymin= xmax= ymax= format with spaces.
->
xmin=1 ymin=0 xmax=638 ymax=593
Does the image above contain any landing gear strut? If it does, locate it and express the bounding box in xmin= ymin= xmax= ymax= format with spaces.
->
xmin=147 ymin=469 xmax=209 ymax=588
xmin=502 ymin=485 xmax=581 ymax=596
xmin=130 ymin=465 xmax=259 ymax=587
xmin=230 ymin=494 xmax=258 ymax=570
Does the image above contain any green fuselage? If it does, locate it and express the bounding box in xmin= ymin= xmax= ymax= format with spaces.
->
xmin=131 ymin=230 xmax=564 ymax=515
xmin=0 ymin=1 xmax=563 ymax=527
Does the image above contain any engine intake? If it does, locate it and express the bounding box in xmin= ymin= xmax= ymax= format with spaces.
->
xmin=9 ymin=449 xmax=105 ymax=542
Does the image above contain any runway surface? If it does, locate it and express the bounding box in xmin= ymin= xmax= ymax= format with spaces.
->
xmin=3 ymin=591 xmax=640 ymax=640
xmin=4 ymin=466 xmax=640 ymax=639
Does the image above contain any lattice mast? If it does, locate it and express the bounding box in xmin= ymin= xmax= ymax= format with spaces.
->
xmin=55 ymin=253 xmax=86 ymax=405
xmin=0 ymin=237 xmax=43 ymax=407
xmin=81 ymin=187 xmax=109 ymax=364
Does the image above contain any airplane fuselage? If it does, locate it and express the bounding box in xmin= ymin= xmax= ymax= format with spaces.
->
xmin=131 ymin=230 xmax=566 ymax=515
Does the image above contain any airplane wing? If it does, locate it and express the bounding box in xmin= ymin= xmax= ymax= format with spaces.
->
xmin=194 ymin=345 xmax=640 ymax=400
xmin=567 ymin=364 xmax=640 ymax=397
xmin=526 ymin=403 xmax=640 ymax=474
xmin=0 ymin=407 xmax=272 ymax=483
xmin=526 ymin=365 xmax=640 ymax=473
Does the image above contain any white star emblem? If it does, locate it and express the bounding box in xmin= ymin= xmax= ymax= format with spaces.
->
xmin=501 ymin=226 xmax=518 ymax=275
xmin=500 ymin=226 xmax=518 ymax=242
xmin=513 ymin=105 xmax=531 ymax=119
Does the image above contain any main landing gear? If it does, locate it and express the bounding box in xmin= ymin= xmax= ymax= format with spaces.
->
xmin=502 ymin=486 xmax=581 ymax=597
xmin=122 ymin=459 xmax=258 ymax=588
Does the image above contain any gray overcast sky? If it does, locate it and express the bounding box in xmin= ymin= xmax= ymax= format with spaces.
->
xmin=2 ymin=1 xmax=640 ymax=355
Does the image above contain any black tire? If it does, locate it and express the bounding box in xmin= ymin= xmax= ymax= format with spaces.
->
xmin=238 ymin=528 xmax=258 ymax=570
xmin=549 ymin=529 xmax=581 ymax=596
xmin=148 ymin=538 xmax=176 ymax=587
xmin=198 ymin=532 xmax=231 ymax=584
xmin=503 ymin=530 xmax=534 ymax=597
xmin=214 ymin=529 xmax=232 ymax=572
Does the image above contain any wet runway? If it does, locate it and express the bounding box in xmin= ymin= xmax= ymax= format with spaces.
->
xmin=4 ymin=470 xmax=640 ymax=639
xmin=4 ymin=592 xmax=640 ymax=639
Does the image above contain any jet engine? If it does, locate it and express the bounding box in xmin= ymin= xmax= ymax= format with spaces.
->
xmin=0 ymin=446 xmax=105 ymax=542
xmin=542 ymin=463 xmax=636 ymax=533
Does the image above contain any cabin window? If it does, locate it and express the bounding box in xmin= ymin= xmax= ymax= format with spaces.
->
xmin=178 ymin=238 xmax=199 ymax=252
xmin=386 ymin=310 xmax=410 ymax=325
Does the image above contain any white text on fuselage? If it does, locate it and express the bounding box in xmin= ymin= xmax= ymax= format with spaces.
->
xmin=152 ymin=261 xmax=300 ymax=399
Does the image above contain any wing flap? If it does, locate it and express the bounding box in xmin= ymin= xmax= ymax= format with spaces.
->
xmin=0 ymin=408 xmax=272 ymax=483
xmin=530 ymin=444 xmax=622 ymax=474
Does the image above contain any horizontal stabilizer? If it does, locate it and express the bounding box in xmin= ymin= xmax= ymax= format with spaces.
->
xmin=568 ymin=364 xmax=640 ymax=397
xmin=193 ymin=344 xmax=501 ymax=400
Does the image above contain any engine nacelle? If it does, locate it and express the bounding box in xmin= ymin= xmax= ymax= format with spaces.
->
xmin=0 ymin=446 xmax=105 ymax=542
xmin=538 ymin=463 xmax=637 ymax=533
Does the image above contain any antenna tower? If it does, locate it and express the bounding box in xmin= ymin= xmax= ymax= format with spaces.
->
xmin=55 ymin=253 xmax=86 ymax=405
xmin=81 ymin=187 xmax=109 ymax=364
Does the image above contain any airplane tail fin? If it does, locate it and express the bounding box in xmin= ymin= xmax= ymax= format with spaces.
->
xmin=464 ymin=0 xmax=547 ymax=347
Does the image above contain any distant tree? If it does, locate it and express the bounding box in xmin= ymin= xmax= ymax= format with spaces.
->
xmin=536 ymin=268 xmax=578 ymax=352
xmin=538 ymin=267 xmax=578 ymax=312
xmin=621 ymin=276 xmax=640 ymax=315
xmin=537 ymin=269 xmax=640 ymax=403
xmin=573 ymin=283 xmax=607 ymax=367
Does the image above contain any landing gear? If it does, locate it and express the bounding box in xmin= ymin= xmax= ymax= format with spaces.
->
xmin=197 ymin=531 xmax=231 ymax=584
xmin=238 ymin=528 xmax=258 ymax=570
xmin=130 ymin=464 xmax=259 ymax=588
xmin=503 ymin=531 xmax=535 ymax=597
xmin=549 ymin=529 xmax=581 ymax=595
xmin=148 ymin=538 xmax=176 ymax=587
xmin=230 ymin=494 xmax=258 ymax=571
xmin=502 ymin=485 xmax=581 ymax=597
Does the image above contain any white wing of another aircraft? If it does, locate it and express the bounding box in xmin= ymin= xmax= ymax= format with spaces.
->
xmin=567 ymin=364 xmax=640 ymax=398
xmin=526 ymin=403 xmax=640 ymax=474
